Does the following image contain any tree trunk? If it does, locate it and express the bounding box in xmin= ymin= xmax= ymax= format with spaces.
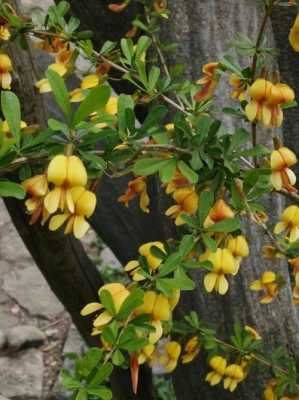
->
xmin=65 ymin=1 xmax=299 ymax=399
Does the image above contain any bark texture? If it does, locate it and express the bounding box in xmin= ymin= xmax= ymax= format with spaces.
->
xmin=66 ymin=1 xmax=299 ymax=399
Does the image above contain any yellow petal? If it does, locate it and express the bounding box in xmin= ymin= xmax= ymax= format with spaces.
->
xmin=217 ymin=274 xmax=229 ymax=295
xmin=149 ymin=320 xmax=163 ymax=344
xmin=245 ymin=101 xmax=258 ymax=122
xmin=73 ymin=215 xmax=90 ymax=239
xmin=49 ymin=213 xmax=69 ymax=231
xmin=81 ymin=74 xmax=99 ymax=89
xmin=75 ymin=190 xmax=97 ymax=217
xmin=80 ymin=302 xmax=103 ymax=316
xmin=44 ymin=187 xmax=62 ymax=214
xmin=47 ymin=155 xmax=68 ymax=186
xmin=204 ymin=272 xmax=217 ymax=292
xmin=93 ymin=310 xmax=113 ymax=327
xmin=66 ymin=156 xmax=88 ymax=187
xmin=153 ymin=294 xmax=170 ymax=321
xmin=250 ymin=280 xmax=263 ymax=291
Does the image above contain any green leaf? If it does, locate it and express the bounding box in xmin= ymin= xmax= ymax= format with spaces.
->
xmin=121 ymin=38 xmax=134 ymax=63
xmin=46 ymin=69 xmax=71 ymax=123
xmin=157 ymin=253 xmax=182 ymax=278
xmin=117 ymin=94 xmax=135 ymax=133
xmin=177 ymin=160 xmax=198 ymax=183
xmin=133 ymin=157 xmax=170 ymax=176
xmin=0 ymin=181 xmax=25 ymax=199
xmin=173 ymin=268 xmax=195 ymax=290
xmin=140 ymin=105 xmax=168 ymax=133
xmin=148 ymin=66 xmax=160 ymax=91
xmin=178 ymin=235 xmax=195 ymax=257
xmin=202 ymin=233 xmax=217 ymax=253
xmin=198 ymin=191 xmax=214 ymax=226
xmin=73 ymin=85 xmax=111 ymax=126
xmin=135 ymin=36 xmax=151 ymax=59
xmin=99 ymin=290 xmax=116 ymax=315
xmin=88 ymin=387 xmax=112 ymax=400
xmin=159 ymin=159 xmax=177 ymax=183
xmin=1 ymin=91 xmax=21 ymax=146
xmin=60 ymin=370 xmax=82 ymax=390
xmin=76 ymin=389 xmax=87 ymax=400
xmin=75 ymin=348 xmax=103 ymax=378
xmin=206 ymin=217 xmax=240 ymax=233
xmin=112 ymin=349 xmax=125 ymax=366
xmin=79 ymin=151 xmax=107 ymax=171
xmin=89 ymin=363 xmax=113 ymax=387
xmin=99 ymin=40 xmax=117 ymax=55
xmin=117 ymin=288 xmax=144 ymax=320
xmin=119 ymin=337 xmax=148 ymax=352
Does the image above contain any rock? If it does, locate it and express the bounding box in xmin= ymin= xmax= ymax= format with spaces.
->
xmin=7 ymin=325 xmax=46 ymax=350
xmin=3 ymin=266 xmax=64 ymax=317
xmin=45 ymin=328 xmax=59 ymax=338
xmin=0 ymin=395 xmax=11 ymax=400
xmin=0 ymin=330 xmax=6 ymax=350
xmin=0 ymin=307 xmax=19 ymax=333
xmin=0 ymin=349 xmax=43 ymax=399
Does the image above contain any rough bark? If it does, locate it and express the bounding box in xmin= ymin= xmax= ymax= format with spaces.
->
xmin=65 ymin=1 xmax=299 ymax=399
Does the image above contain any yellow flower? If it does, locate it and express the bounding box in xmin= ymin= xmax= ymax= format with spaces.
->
xmin=1 ymin=120 xmax=27 ymax=139
xmin=204 ymin=199 xmax=234 ymax=228
xmin=134 ymin=290 xmax=173 ymax=344
xmin=264 ymin=379 xmax=278 ymax=400
xmin=35 ymin=63 xmax=67 ymax=93
xmin=244 ymin=325 xmax=262 ymax=341
xmin=229 ymin=73 xmax=247 ymax=101
xmin=201 ymin=248 xmax=237 ymax=295
xmin=165 ymin=187 xmax=199 ymax=225
xmin=22 ymin=174 xmax=49 ymax=225
xmin=70 ymin=74 xmax=100 ymax=102
xmin=205 ymin=356 xmax=227 ymax=386
xmin=137 ymin=344 xmax=155 ymax=365
xmin=181 ymin=336 xmax=200 ymax=364
xmin=0 ymin=53 xmax=12 ymax=89
xmin=250 ymin=271 xmax=279 ymax=304
xmin=49 ymin=186 xmax=96 ymax=239
xmin=270 ymin=146 xmax=297 ymax=192
xmin=159 ymin=341 xmax=181 ymax=373
xmin=105 ymin=96 xmax=118 ymax=115
xmin=118 ymin=176 xmax=150 ymax=213
xmin=124 ymin=241 xmax=165 ymax=281
xmin=194 ymin=62 xmax=220 ymax=102
xmin=227 ymin=235 xmax=249 ymax=273
xmin=0 ymin=26 xmax=10 ymax=41
xmin=44 ymin=155 xmax=88 ymax=214
xmin=223 ymin=364 xmax=245 ymax=392
xmin=274 ymin=205 xmax=299 ymax=242
xmin=81 ymin=283 xmax=130 ymax=331
xmin=289 ymin=14 xmax=299 ymax=52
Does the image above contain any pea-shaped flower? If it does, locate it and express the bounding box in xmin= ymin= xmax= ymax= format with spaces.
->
xmin=0 ymin=53 xmax=12 ymax=89
xmin=270 ymin=146 xmax=297 ymax=192
xmin=49 ymin=186 xmax=96 ymax=239
xmin=45 ymin=155 xmax=88 ymax=214
xmin=274 ymin=205 xmax=299 ymax=242
xmin=201 ymin=248 xmax=237 ymax=295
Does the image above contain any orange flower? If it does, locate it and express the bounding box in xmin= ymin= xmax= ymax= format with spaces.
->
xmin=165 ymin=170 xmax=189 ymax=194
xmin=118 ymin=176 xmax=149 ymax=213
xmin=108 ymin=2 xmax=128 ymax=12
xmin=165 ymin=187 xmax=199 ymax=225
xmin=204 ymin=199 xmax=234 ymax=228
xmin=194 ymin=62 xmax=219 ymax=102
xmin=250 ymin=271 xmax=279 ymax=304
xmin=245 ymin=79 xmax=295 ymax=128
xmin=22 ymin=175 xmax=49 ymax=225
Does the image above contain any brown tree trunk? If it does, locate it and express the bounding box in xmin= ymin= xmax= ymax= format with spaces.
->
xmin=65 ymin=1 xmax=299 ymax=399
